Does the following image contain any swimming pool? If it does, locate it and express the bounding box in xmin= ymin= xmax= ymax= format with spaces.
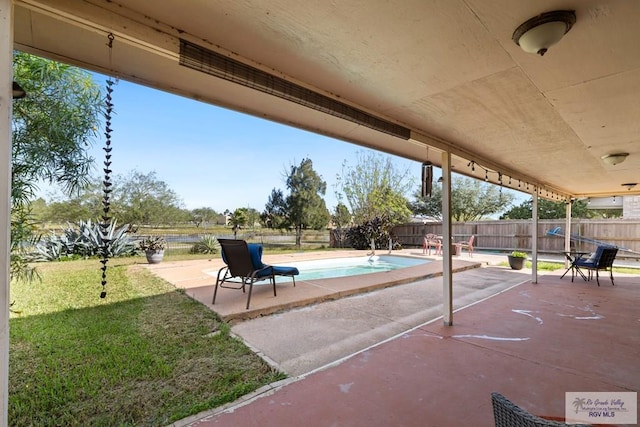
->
xmin=280 ymin=255 xmax=430 ymax=281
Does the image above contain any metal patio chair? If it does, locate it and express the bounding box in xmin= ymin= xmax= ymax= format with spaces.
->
xmin=422 ymin=233 xmax=442 ymax=255
xmin=574 ymin=245 xmax=618 ymax=286
xmin=455 ymin=235 xmax=474 ymax=257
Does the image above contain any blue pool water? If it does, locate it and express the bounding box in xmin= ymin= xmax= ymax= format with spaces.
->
xmin=281 ymin=255 xmax=430 ymax=281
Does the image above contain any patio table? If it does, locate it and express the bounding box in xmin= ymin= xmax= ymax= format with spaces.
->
xmin=559 ymin=251 xmax=590 ymax=282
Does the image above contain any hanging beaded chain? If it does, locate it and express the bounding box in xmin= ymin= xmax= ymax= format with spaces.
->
xmin=100 ymin=33 xmax=115 ymax=298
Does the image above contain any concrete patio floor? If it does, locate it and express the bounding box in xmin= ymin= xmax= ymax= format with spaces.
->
xmin=147 ymin=250 xmax=640 ymax=426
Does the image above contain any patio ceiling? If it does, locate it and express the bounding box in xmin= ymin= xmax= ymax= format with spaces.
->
xmin=12 ymin=0 xmax=640 ymax=199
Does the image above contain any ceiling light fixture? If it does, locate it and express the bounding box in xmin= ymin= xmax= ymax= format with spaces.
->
xmin=512 ymin=10 xmax=576 ymax=56
xmin=621 ymin=183 xmax=637 ymax=191
xmin=601 ymin=153 xmax=629 ymax=166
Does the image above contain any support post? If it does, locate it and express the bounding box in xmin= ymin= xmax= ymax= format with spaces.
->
xmin=531 ymin=189 xmax=538 ymax=284
xmin=441 ymin=151 xmax=453 ymax=325
xmin=0 ymin=0 xmax=14 ymax=424
xmin=565 ymin=202 xmax=572 ymax=268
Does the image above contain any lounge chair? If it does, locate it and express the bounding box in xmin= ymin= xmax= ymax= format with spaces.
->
xmin=491 ymin=392 xmax=593 ymax=426
xmin=212 ymin=239 xmax=299 ymax=309
xmin=422 ymin=233 xmax=442 ymax=255
xmin=574 ymin=245 xmax=618 ymax=286
xmin=455 ymin=235 xmax=474 ymax=257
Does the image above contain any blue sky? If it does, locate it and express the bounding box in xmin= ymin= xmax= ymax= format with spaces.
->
xmin=39 ymin=75 xmax=526 ymax=214
xmin=41 ymin=76 xmax=427 ymax=213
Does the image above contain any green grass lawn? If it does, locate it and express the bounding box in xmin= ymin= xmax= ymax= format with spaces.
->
xmin=497 ymin=260 xmax=565 ymax=270
xmin=497 ymin=260 xmax=640 ymax=275
xmin=9 ymin=258 xmax=285 ymax=427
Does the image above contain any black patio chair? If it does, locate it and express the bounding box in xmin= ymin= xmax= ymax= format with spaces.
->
xmin=491 ymin=392 xmax=592 ymax=427
xmin=574 ymin=245 xmax=618 ymax=286
xmin=212 ymin=239 xmax=298 ymax=309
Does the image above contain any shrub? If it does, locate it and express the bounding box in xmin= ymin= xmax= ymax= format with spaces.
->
xmin=190 ymin=234 xmax=221 ymax=254
xmin=33 ymin=220 xmax=137 ymax=261
xmin=345 ymin=217 xmax=402 ymax=250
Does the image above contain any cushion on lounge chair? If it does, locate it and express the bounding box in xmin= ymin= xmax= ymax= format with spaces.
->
xmin=220 ymin=244 xmax=270 ymax=278
xmin=248 ymin=243 xmax=299 ymax=277
xmin=272 ymin=265 xmax=299 ymax=276
xmin=247 ymin=243 xmax=274 ymax=278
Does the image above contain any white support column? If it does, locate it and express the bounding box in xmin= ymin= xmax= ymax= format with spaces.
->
xmin=0 ymin=0 xmax=13 ymax=424
xmin=441 ymin=151 xmax=453 ymax=325
xmin=565 ymin=202 xmax=572 ymax=268
xmin=531 ymin=189 xmax=538 ymax=284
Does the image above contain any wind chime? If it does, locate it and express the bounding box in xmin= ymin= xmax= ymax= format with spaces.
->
xmin=99 ymin=33 xmax=116 ymax=298
xmin=421 ymin=146 xmax=433 ymax=198
xmin=421 ymin=161 xmax=433 ymax=198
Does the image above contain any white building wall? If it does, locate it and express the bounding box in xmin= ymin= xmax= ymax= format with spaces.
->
xmin=623 ymin=196 xmax=640 ymax=219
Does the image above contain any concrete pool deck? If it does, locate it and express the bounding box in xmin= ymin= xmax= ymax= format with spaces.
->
xmin=146 ymin=248 xmax=484 ymax=322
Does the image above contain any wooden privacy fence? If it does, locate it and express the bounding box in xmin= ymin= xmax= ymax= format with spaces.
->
xmin=392 ymin=219 xmax=640 ymax=260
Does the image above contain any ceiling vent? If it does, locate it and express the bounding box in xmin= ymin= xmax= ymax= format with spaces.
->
xmin=179 ymin=39 xmax=410 ymax=140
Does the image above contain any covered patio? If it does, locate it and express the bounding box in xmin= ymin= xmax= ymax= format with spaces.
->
xmin=172 ymin=267 xmax=639 ymax=426
xmin=3 ymin=1 xmax=640 ymax=425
